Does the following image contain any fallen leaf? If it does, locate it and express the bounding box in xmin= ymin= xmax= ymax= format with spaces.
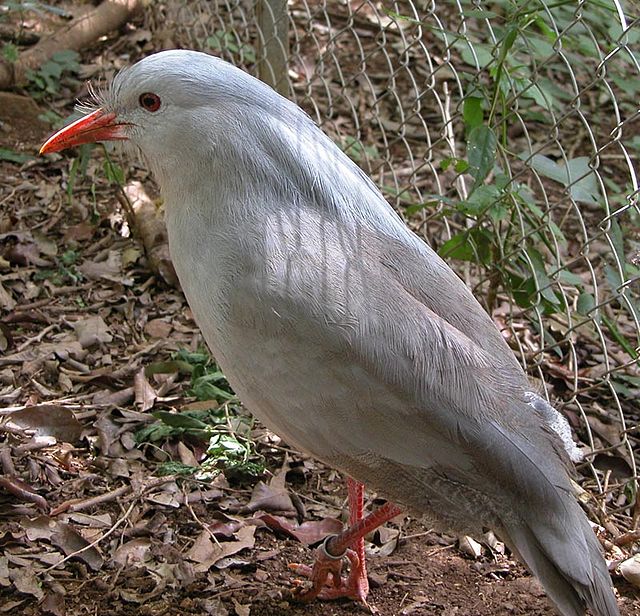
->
xmin=121 ymin=246 xmax=142 ymax=267
xmin=7 ymin=405 xmax=83 ymax=442
xmin=186 ymin=525 xmax=256 ymax=573
xmin=72 ymin=316 xmax=113 ymax=348
xmin=0 ymin=282 xmax=15 ymax=310
xmin=619 ymin=554 xmax=640 ymax=588
xmin=64 ymin=222 xmax=95 ymax=243
xmin=113 ymin=538 xmax=152 ymax=566
xmin=458 ymin=535 xmax=483 ymax=559
xmin=244 ymin=468 xmax=295 ymax=514
xmin=0 ymin=557 xmax=9 ymax=586
xmin=144 ymin=318 xmax=172 ymax=339
xmin=255 ymin=513 xmax=343 ymax=545
xmin=233 ymin=599 xmax=251 ymax=616
xmin=0 ymin=341 xmax=85 ymax=368
xmin=33 ymin=232 xmax=58 ymax=257
xmin=134 ymin=368 xmax=157 ymax=412
xmin=23 ymin=516 xmax=55 ymax=541
xmin=9 ymin=566 xmax=44 ymax=599
xmin=50 ymin=522 xmax=104 ymax=571
xmin=79 ymin=250 xmax=132 ymax=285
xmin=40 ymin=592 xmax=65 ymax=616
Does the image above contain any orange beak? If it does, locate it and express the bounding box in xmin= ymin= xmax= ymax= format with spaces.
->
xmin=40 ymin=108 xmax=129 ymax=155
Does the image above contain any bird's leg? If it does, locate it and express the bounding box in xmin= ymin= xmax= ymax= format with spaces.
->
xmin=347 ymin=477 xmax=368 ymax=599
xmin=291 ymin=478 xmax=403 ymax=603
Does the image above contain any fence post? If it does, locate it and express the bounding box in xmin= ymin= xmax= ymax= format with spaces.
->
xmin=257 ymin=0 xmax=290 ymax=97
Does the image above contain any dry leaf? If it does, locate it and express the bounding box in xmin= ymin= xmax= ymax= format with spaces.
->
xmin=233 ymin=599 xmax=251 ymax=616
xmin=186 ymin=525 xmax=256 ymax=573
xmin=113 ymin=538 xmax=152 ymax=566
xmin=72 ymin=316 xmax=113 ymax=349
xmin=50 ymin=522 xmax=104 ymax=571
xmin=255 ymin=513 xmax=343 ymax=545
xmin=458 ymin=535 xmax=483 ymax=559
xmin=619 ymin=554 xmax=640 ymax=588
xmin=64 ymin=222 xmax=95 ymax=242
xmin=79 ymin=250 xmax=132 ymax=285
xmin=134 ymin=368 xmax=157 ymax=412
xmin=9 ymin=566 xmax=44 ymax=599
xmin=144 ymin=318 xmax=172 ymax=339
xmin=0 ymin=281 xmax=16 ymax=310
xmin=7 ymin=405 xmax=83 ymax=442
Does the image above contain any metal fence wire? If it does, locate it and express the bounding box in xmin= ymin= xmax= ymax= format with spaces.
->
xmin=149 ymin=0 xmax=640 ymax=531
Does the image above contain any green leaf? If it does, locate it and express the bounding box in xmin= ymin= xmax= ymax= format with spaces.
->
xmin=145 ymin=360 xmax=195 ymax=377
xmin=157 ymin=462 xmax=198 ymax=476
xmin=103 ymin=159 xmax=125 ymax=184
xmin=576 ymin=292 xmax=595 ymax=316
xmin=458 ymin=184 xmax=501 ymax=216
xmin=0 ymin=148 xmax=34 ymax=163
xmin=604 ymin=262 xmax=623 ymax=293
xmin=463 ymin=97 xmax=484 ymax=131
xmin=565 ymin=157 xmax=601 ymax=204
xmin=152 ymin=411 xmax=212 ymax=430
xmin=458 ymin=43 xmax=493 ymax=69
xmin=439 ymin=228 xmax=492 ymax=264
xmin=557 ymin=270 xmax=583 ymax=286
xmin=602 ymin=315 xmax=639 ymax=359
xmin=608 ymin=218 xmax=625 ymax=266
xmin=526 ymin=154 xmax=601 ymax=204
xmin=467 ymin=125 xmax=497 ymax=187
xmin=461 ymin=9 xmax=497 ymax=18
xmin=439 ymin=232 xmax=475 ymax=261
xmin=525 ymin=248 xmax=560 ymax=305
xmin=2 ymin=43 xmax=18 ymax=63
xmin=404 ymin=200 xmax=442 ymax=216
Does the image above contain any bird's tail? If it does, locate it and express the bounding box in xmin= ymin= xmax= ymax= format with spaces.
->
xmin=502 ymin=503 xmax=619 ymax=616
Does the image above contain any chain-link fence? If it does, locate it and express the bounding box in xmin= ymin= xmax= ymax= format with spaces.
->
xmin=149 ymin=0 xmax=639 ymax=531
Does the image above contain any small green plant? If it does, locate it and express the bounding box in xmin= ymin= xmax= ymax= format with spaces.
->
xmin=341 ymin=136 xmax=380 ymax=164
xmin=206 ymin=31 xmax=256 ymax=63
xmin=26 ymin=49 xmax=80 ymax=95
xmin=33 ymin=250 xmax=83 ymax=286
xmin=2 ymin=43 xmax=19 ymax=63
xmin=0 ymin=148 xmax=34 ymax=164
xmin=137 ymin=350 xmax=265 ymax=480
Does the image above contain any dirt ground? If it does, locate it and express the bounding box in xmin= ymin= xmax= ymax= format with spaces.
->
xmin=0 ymin=6 xmax=639 ymax=616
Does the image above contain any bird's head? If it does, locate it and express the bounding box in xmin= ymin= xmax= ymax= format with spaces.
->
xmin=40 ymin=50 xmax=294 ymax=180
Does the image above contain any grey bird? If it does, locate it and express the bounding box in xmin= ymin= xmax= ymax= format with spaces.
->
xmin=41 ymin=50 xmax=619 ymax=616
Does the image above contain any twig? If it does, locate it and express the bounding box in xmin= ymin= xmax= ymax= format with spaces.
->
xmin=441 ymin=81 xmax=468 ymax=202
xmin=52 ymin=484 xmax=131 ymax=515
xmin=0 ymin=445 xmax=16 ymax=475
xmin=613 ymin=530 xmax=640 ymax=547
xmin=42 ymin=500 xmax=136 ymax=574
xmin=15 ymin=323 xmax=59 ymax=352
xmin=0 ymin=0 xmax=145 ymax=89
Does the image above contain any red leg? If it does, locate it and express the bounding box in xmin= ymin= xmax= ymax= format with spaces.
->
xmin=347 ymin=478 xmax=368 ymax=599
xmin=291 ymin=478 xmax=403 ymax=603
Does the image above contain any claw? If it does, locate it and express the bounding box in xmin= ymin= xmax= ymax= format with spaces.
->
xmin=290 ymin=545 xmax=368 ymax=603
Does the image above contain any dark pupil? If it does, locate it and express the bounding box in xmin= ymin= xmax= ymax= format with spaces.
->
xmin=141 ymin=94 xmax=159 ymax=110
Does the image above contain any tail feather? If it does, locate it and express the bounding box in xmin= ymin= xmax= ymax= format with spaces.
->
xmin=503 ymin=510 xmax=619 ymax=616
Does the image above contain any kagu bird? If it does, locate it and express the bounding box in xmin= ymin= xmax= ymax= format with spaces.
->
xmin=41 ymin=50 xmax=619 ymax=616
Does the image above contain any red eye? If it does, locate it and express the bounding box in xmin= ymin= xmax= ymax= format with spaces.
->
xmin=139 ymin=92 xmax=161 ymax=112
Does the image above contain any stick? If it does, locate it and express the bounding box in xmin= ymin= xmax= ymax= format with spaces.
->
xmin=0 ymin=0 xmax=144 ymax=90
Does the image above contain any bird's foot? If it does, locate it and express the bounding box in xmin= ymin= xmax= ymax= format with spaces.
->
xmin=290 ymin=536 xmax=369 ymax=604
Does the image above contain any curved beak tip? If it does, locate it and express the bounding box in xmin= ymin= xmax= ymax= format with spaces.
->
xmin=39 ymin=108 xmax=128 ymax=155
